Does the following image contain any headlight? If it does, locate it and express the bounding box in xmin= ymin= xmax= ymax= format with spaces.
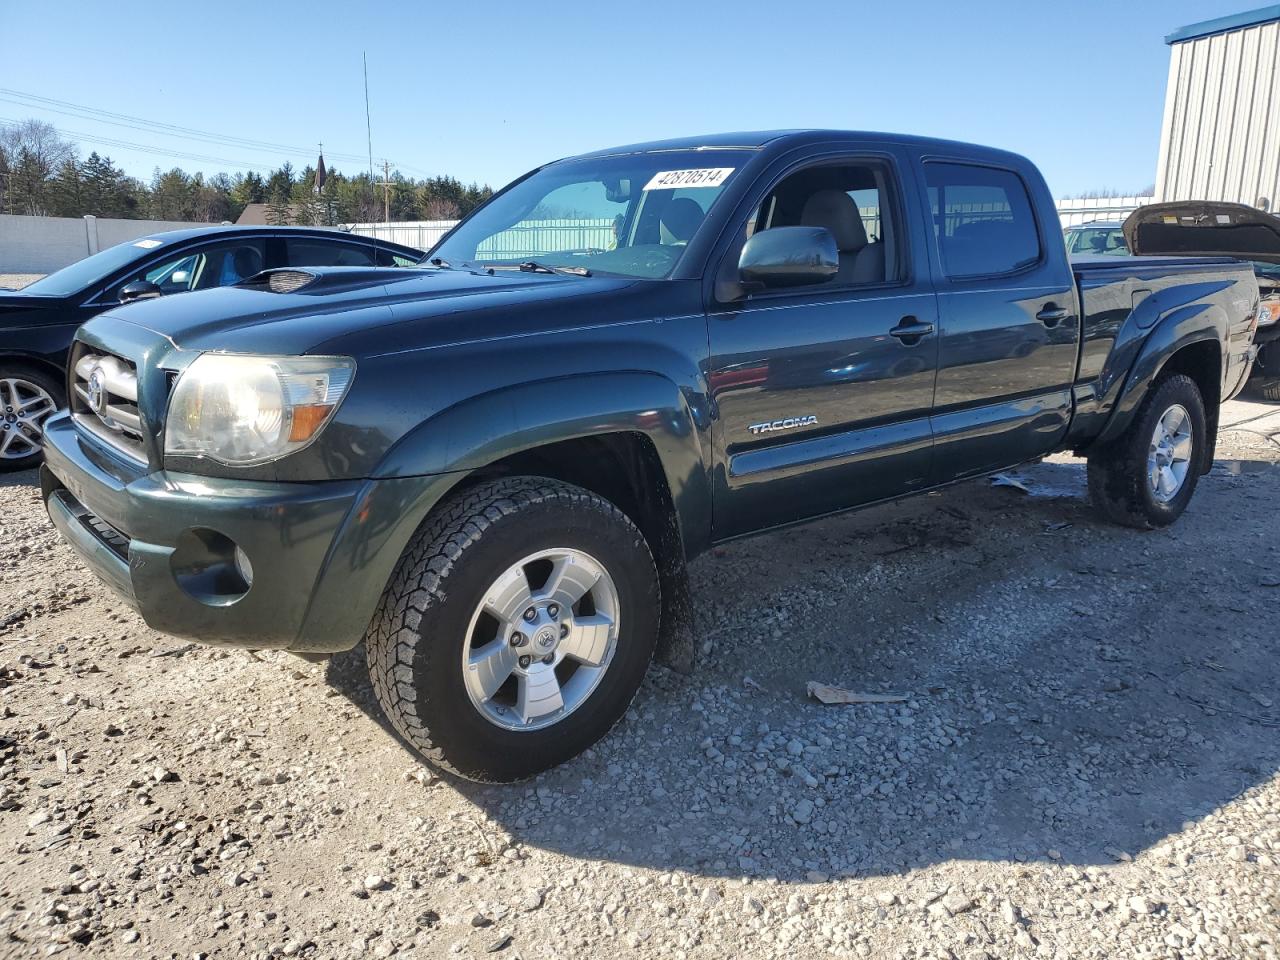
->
xmin=164 ymin=354 xmax=355 ymax=466
xmin=1259 ymin=304 xmax=1276 ymax=327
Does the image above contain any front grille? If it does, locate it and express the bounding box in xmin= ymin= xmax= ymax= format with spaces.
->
xmin=71 ymin=347 xmax=147 ymax=463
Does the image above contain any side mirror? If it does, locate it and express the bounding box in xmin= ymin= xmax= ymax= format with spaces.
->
xmin=739 ymin=226 xmax=839 ymax=289
xmin=118 ymin=280 xmax=162 ymax=303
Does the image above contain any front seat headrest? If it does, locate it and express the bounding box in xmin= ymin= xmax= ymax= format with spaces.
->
xmin=801 ymin=189 xmax=868 ymax=252
xmin=232 ymin=246 xmax=263 ymax=278
xmin=660 ymin=197 xmax=705 ymax=244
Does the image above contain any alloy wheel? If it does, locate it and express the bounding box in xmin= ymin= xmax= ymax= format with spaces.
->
xmin=1147 ymin=403 xmax=1194 ymax=503
xmin=0 ymin=377 xmax=58 ymax=461
xmin=462 ymin=547 xmax=620 ymax=732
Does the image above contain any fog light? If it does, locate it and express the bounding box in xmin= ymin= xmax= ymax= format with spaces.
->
xmin=234 ymin=546 xmax=254 ymax=587
xmin=170 ymin=528 xmax=252 ymax=606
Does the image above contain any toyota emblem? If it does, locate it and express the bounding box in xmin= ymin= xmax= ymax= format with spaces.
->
xmin=87 ymin=367 xmax=107 ymax=416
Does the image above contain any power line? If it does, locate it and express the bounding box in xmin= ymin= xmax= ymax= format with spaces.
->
xmin=0 ymin=86 xmax=380 ymax=166
xmin=0 ymin=86 xmax=443 ymax=181
xmin=0 ymin=116 xmax=271 ymax=170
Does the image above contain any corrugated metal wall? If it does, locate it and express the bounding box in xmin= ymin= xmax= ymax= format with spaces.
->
xmin=1156 ymin=18 xmax=1280 ymax=207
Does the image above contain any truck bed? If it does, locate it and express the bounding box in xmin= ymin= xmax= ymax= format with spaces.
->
xmin=1066 ymin=253 xmax=1258 ymax=448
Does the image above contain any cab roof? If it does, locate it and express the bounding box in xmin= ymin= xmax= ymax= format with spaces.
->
xmin=569 ymin=129 xmax=1029 ymax=166
xmin=125 ymin=225 xmax=409 ymax=247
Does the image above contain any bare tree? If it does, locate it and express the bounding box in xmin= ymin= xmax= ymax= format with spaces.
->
xmin=0 ymin=119 xmax=75 ymax=215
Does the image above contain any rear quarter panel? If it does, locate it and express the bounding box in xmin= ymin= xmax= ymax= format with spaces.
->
xmin=1066 ymin=257 xmax=1258 ymax=448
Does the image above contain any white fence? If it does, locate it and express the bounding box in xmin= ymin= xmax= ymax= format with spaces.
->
xmin=0 ymin=214 xmax=221 ymax=274
xmin=343 ymin=219 xmax=458 ymax=251
xmin=345 ymin=218 xmax=618 ymax=258
xmin=1053 ymin=196 xmax=1152 ymax=228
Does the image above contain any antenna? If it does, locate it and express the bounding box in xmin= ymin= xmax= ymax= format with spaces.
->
xmin=363 ymin=52 xmax=382 ymax=264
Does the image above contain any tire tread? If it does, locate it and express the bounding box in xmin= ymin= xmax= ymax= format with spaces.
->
xmin=364 ymin=476 xmax=655 ymax=781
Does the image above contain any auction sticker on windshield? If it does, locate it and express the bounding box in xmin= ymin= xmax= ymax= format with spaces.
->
xmin=644 ymin=168 xmax=735 ymax=190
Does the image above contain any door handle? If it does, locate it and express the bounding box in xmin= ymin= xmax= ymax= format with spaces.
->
xmin=1036 ymin=304 xmax=1069 ymax=327
xmin=889 ymin=317 xmax=935 ymax=344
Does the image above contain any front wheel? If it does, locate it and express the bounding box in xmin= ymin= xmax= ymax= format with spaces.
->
xmin=0 ymin=366 xmax=64 ymax=473
xmin=1087 ymin=373 xmax=1207 ymax=529
xmin=365 ymin=477 xmax=659 ymax=782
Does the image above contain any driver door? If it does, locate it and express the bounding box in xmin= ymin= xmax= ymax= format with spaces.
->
xmin=707 ymin=151 xmax=940 ymax=539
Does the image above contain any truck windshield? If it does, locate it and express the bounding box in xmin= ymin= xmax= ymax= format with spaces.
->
xmin=429 ymin=150 xmax=752 ymax=279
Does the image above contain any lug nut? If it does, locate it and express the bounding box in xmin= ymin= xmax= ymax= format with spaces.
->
xmin=542 ymin=654 xmax=555 ymax=665
xmin=509 ymin=632 xmax=526 ymax=648
xmin=518 ymin=655 xmax=531 ymax=669
xmin=523 ymin=607 xmax=537 ymax=622
xmin=546 ymin=602 xmax=560 ymax=619
xmin=559 ymin=624 xmax=569 ymax=638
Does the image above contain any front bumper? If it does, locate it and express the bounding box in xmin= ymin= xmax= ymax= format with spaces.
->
xmin=40 ymin=413 xmax=456 ymax=652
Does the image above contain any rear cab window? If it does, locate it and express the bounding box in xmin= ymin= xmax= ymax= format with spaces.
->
xmin=925 ymin=163 xmax=1041 ymax=279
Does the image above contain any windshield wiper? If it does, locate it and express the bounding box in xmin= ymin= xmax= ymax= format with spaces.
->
xmin=486 ymin=260 xmax=591 ymax=277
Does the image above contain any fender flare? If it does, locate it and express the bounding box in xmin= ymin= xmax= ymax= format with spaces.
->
xmin=376 ymin=369 xmax=712 ymax=548
xmin=1091 ymin=302 xmax=1226 ymax=448
xmin=298 ymin=372 xmax=711 ymax=654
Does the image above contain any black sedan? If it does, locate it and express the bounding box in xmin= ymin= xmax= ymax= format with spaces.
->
xmin=0 ymin=226 xmax=423 ymax=470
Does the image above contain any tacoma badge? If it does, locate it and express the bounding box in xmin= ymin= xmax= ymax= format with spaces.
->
xmin=748 ymin=415 xmax=817 ymax=435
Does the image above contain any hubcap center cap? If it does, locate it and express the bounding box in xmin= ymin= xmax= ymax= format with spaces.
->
xmin=533 ymin=626 xmax=558 ymax=652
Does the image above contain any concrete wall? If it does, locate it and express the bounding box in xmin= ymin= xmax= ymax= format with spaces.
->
xmin=0 ymin=214 xmax=218 ymax=273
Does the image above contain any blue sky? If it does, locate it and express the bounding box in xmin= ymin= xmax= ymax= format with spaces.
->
xmin=0 ymin=1 xmax=1253 ymax=197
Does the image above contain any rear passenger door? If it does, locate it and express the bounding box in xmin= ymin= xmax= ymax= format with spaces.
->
xmin=918 ymin=159 xmax=1080 ymax=482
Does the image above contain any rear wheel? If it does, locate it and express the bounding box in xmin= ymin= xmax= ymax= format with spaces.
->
xmin=1087 ymin=373 xmax=1207 ymax=529
xmin=1253 ymin=343 xmax=1280 ymax=401
xmin=0 ymin=365 xmax=63 ymax=473
xmin=365 ymin=477 xmax=659 ymax=782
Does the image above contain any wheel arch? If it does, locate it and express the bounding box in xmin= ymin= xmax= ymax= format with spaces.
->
xmin=372 ymin=371 xmax=713 ymax=560
xmin=1092 ymin=302 xmax=1225 ymax=463
xmin=297 ymin=373 xmax=710 ymax=657
xmin=0 ymin=353 xmax=67 ymax=396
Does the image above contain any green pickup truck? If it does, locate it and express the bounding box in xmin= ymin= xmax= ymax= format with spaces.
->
xmin=40 ymin=131 xmax=1259 ymax=781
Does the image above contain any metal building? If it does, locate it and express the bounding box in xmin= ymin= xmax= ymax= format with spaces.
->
xmin=1155 ymin=5 xmax=1280 ymax=208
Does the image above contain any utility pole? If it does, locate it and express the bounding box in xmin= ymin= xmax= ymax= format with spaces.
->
xmin=379 ymin=159 xmax=393 ymax=223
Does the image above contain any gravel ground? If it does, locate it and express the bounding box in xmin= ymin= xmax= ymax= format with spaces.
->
xmin=0 ymin=275 xmax=43 ymax=291
xmin=2 ymin=399 xmax=1279 ymax=960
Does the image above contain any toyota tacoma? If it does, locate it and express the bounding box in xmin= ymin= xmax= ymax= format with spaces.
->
xmin=39 ymin=131 xmax=1259 ymax=781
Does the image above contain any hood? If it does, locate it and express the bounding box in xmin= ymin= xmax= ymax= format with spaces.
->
xmin=92 ymin=265 xmax=638 ymax=356
xmin=0 ymin=291 xmax=67 ymax=329
xmin=0 ymin=290 xmax=64 ymax=308
xmin=1123 ymin=201 xmax=1280 ymax=265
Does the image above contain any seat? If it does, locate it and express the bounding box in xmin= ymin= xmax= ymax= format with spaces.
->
xmin=212 ymin=245 xmax=264 ymax=286
xmin=799 ymin=189 xmax=883 ymax=284
xmin=660 ymin=197 xmax=705 ymax=245
xmin=231 ymin=246 xmax=264 ymax=278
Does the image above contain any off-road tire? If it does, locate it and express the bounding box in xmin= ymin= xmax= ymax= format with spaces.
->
xmin=365 ymin=477 xmax=659 ymax=783
xmin=1257 ymin=377 xmax=1280 ymax=403
xmin=1087 ymin=373 xmax=1207 ymax=529
xmin=0 ymin=363 xmax=64 ymax=473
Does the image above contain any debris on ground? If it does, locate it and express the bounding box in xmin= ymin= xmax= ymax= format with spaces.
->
xmin=805 ymin=681 xmax=910 ymax=705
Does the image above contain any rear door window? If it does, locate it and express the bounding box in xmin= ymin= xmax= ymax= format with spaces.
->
xmin=117 ymin=239 xmax=267 ymax=295
xmin=925 ymin=163 xmax=1041 ymax=278
xmin=287 ymin=238 xmax=376 ymax=267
